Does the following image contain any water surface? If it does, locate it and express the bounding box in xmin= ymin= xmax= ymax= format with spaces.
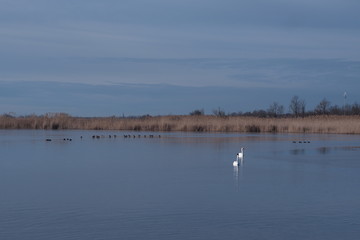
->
xmin=0 ymin=130 xmax=359 ymax=239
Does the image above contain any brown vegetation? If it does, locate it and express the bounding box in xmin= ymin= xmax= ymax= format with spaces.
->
xmin=1 ymin=113 xmax=360 ymax=134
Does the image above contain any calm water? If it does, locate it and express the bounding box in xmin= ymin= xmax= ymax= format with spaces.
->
xmin=0 ymin=130 xmax=359 ymax=239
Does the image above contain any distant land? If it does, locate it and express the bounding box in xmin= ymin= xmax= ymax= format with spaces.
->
xmin=1 ymin=113 xmax=360 ymax=135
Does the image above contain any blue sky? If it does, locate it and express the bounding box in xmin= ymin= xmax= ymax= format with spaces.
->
xmin=0 ymin=0 xmax=359 ymax=116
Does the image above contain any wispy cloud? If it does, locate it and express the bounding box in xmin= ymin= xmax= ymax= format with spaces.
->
xmin=0 ymin=80 xmax=356 ymax=116
xmin=1 ymin=56 xmax=359 ymax=90
xmin=0 ymin=0 xmax=359 ymax=115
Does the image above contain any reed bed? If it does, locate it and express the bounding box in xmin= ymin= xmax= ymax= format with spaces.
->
xmin=1 ymin=114 xmax=360 ymax=134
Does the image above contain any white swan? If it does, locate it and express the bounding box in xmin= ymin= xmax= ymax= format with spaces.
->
xmin=233 ymin=159 xmax=239 ymax=167
xmin=233 ymin=147 xmax=244 ymax=166
xmin=237 ymin=147 xmax=244 ymax=158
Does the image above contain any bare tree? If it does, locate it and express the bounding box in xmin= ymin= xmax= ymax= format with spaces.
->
xmin=212 ymin=107 xmax=226 ymax=117
xmin=189 ymin=109 xmax=204 ymax=116
xmin=329 ymin=105 xmax=342 ymax=115
xmin=289 ymin=96 xmax=300 ymax=116
xmin=351 ymin=102 xmax=360 ymax=115
xmin=267 ymin=102 xmax=284 ymax=117
xmin=289 ymin=95 xmax=306 ymax=117
xmin=299 ymin=99 xmax=306 ymax=117
xmin=315 ymin=98 xmax=331 ymax=115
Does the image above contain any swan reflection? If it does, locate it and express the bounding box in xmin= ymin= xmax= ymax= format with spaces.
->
xmin=233 ymin=156 xmax=244 ymax=191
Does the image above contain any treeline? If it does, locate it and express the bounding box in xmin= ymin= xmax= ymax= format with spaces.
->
xmin=1 ymin=95 xmax=360 ymax=134
xmin=1 ymin=113 xmax=360 ymax=134
xmin=190 ymin=96 xmax=360 ymax=118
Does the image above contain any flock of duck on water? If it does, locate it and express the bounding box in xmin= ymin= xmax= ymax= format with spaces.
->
xmin=45 ymin=134 xmax=161 ymax=142
xmin=91 ymin=134 xmax=161 ymax=139
xmin=45 ymin=136 xmax=310 ymax=167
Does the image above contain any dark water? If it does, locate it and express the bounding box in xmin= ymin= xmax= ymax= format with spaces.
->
xmin=0 ymin=130 xmax=359 ymax=239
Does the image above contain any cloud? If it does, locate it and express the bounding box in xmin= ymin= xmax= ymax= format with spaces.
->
xmin=1 ymin=56 xmax=359 ymax=90
xmin=1 ymin=0 xmax=360 ymax=63
xmin=0 ymin=1 xmax=359 ymax=115
xmin=2 ymin=0 xmax=360 ymax=30
xmin=0 ymin=80 xmax=356 ymax=116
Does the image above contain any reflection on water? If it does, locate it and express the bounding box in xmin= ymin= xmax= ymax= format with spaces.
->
xmin=290 ymin=143 xmax=360 ymax=157
xmin=318 ymin=147 xmax=331 ymax=154
xmin=233 ymin=157 xmax=244 ymax=191
xmin=290 ymin=148 xmax=305 ymax=155
xmin=233 ymin=166 xmax=239 ymax=191
xmin=340 ymin=145 xmax=360 ymax=151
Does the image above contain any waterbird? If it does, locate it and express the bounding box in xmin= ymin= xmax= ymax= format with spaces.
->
xmin=233 ymin=147 xmax=244 ymax=167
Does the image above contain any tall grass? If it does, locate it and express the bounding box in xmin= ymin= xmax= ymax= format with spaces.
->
xmin=1 ymin=114 xmax=360 ymax=134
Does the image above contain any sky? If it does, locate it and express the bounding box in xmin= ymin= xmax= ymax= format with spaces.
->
xmin=0 ymin=0 xmax=359 ymax=116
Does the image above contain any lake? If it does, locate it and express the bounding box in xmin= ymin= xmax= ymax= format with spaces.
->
xmin=0 ymin=130 xmax=359 ymax=239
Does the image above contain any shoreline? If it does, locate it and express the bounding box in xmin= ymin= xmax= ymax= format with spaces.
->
xmin=1 ymin=114 xmax=360 ymax=134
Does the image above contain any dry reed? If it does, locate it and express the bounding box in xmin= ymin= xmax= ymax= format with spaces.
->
xmin=1 ymin=114 xmax=360 ymax=134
